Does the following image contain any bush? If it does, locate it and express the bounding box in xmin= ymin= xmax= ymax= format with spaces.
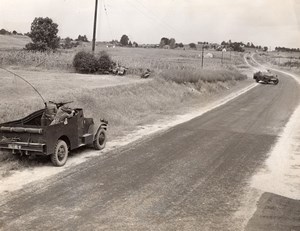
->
xmin=73 ymin=51 xmax=99 ymax=73
xmin=98 ymin=51 xmax=113 ymax=72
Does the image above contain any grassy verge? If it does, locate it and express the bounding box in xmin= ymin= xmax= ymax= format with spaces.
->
xmin=0 ymin=68 xmax=247 ymax=177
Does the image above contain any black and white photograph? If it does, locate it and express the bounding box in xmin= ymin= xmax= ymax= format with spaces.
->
xmin=0 ymin=0 xmax=299 ymax=230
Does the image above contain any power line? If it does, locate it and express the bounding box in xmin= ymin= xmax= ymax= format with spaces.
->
xmin=130 ymin=0 xmax=182 ymax=37
xmin=103 ymin=0 xmax=115 ymax=40
xmin=126 ymin=0 xmax=185 ymax=39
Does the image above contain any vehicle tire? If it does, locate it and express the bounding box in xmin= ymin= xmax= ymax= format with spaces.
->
xmin=51 ymin=140 xmax=68 ymax=166
xmin=273 ymin=79 xmax=279 ymax=85
xmin=255 ymin=78 xmax=259 ymax=83
xmin=93 ymin=128 xmax=106 ymax=150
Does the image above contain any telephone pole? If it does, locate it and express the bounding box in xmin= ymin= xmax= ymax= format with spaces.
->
xmin=92 ymin=0 xmax=98 ymax=52
xmin=201 ymin=44 xmax=204 ymax=68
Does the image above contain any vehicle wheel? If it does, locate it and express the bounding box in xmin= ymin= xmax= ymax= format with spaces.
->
xmin=51 ymin=140 xmax=68 ymax=166
xmin=273 ymin=79 xmax=279 ymax=85
xmin=93 ymin=128 xmax=106 ymax=150
xmin=255 ymin=78 xmax=259 ymax=83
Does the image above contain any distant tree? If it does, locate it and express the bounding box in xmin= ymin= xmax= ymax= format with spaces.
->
xmin=76 ymin=35 xmax=89 ymax=42
xmin=25 ymin=17 xmax=60 ymax=51
xmin=189 ymin=43 xmax=196 ymax=49
xmin=263 ymin=46 xmax=268 ymax=52
xmin=120 ymin=34 xmax=129 ymax=46
xmin=159 ymin=37 xmax=170 ymax=48
xmin=12 ymin=30 xmax=17 ymax=35
xmin=128 ymin=41 xmax=132 ymax=47
xmin=0 ymin=28 xmax=11 ymax=35
xmin=63 ymin=37 xmax=73 ymax=49
xmin=133 ymin=41 xmax=138 ymax=47
xmin=221 ymin=41 xmax=226 ymax=46
xmin=169 ymin=38 xmax=176 ymax=49
xmin=175 ymin=42 xmax=184 ymax=48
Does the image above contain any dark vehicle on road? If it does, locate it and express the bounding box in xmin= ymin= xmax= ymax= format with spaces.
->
xmin=253 ymin=71 xmax=279 ymax=85
xmin=0 ymin=103 xmax=108 ymax=166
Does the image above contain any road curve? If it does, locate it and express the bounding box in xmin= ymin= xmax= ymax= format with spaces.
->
xmin=0 ymin=68 xmax=299 ymax=230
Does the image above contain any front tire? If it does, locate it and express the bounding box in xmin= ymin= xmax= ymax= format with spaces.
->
xmin=273 ymin=79 xmax=279 ymax=85
xmin=51 ymin=140 xmax=68 ymax=166
xmin=93 ymin=128 xmax=107 ymax=150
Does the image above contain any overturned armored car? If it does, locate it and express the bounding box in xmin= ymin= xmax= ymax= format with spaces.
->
xmin=253 ymin=71 xmax=279 ymax=85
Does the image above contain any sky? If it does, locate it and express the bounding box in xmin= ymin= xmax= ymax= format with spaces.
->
xmin=0 ymin=0 xmax=299 ymax=48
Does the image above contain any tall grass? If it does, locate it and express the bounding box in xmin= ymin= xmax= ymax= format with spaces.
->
xmin=0 ymin=44 xmax=245 ymax=73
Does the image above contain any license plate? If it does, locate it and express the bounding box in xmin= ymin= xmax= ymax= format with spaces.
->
xmin=8 ymin=144 xmax=21 ymax=149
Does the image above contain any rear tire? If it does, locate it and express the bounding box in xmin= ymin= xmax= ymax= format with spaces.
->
xmin=273 ymin=79 xmax=279 ymax=85
xmin=93 ymin=128 xmax=107 ymax=150
xmin=51 ymin=140 xmax=68 ymax=166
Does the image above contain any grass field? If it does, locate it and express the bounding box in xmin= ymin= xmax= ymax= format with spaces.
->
xmin=254 ymin=51 xmax=300 ymax=69
xmin=0 ymin=35 xmax=249 ymax=175
xmin=0 ymin=34 xmax=31 ymax=50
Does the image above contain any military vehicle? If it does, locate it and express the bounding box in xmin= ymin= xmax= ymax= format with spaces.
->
xmin=0 ymin=102 xmax=108 ymax=166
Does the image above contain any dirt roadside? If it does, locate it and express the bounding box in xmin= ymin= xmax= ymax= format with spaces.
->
xmin=236 ymin=55 xmax=300 ymax=230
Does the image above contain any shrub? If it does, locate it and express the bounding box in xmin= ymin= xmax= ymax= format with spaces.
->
xmin=98 ymin=51 xmax=113 ymax=72
xmin=73 ymin=51 xmax=99 ymax=73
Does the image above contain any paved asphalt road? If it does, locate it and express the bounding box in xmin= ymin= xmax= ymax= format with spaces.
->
xmin=0 ymin=71 xmax=300 ymax=231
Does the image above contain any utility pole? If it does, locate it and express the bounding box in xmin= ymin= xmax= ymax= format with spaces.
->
xmin=221 ymin=51 xmax=224 ymax=65
xmin=201 ymin=44 xmax=204 ymax=68
xmin=92 ymin=0 xmax=98 ymax=52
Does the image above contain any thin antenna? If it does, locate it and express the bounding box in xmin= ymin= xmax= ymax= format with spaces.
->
xmin=0 ymin=67 xmax=46 ymax=105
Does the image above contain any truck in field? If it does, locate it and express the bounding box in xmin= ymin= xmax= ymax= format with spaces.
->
xmin=0 ymin=104 xmax=107 ymax=166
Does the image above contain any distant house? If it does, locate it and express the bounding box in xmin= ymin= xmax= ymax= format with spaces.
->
xmin=205 ymin=53 xmax=214 ymax=58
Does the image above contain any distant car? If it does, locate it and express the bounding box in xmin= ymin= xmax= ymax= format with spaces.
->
xmin=253 ymin=71 xmax=279 ymax=85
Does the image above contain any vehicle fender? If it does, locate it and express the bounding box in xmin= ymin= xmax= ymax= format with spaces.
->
xmin=93 ymin=119 xmax=108 ymax=140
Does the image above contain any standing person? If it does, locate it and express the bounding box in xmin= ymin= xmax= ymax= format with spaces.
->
xmin=41 ymin=101 xmax=57 ymax=126
xmin=50 ymin=106 xmax=75 ymax=125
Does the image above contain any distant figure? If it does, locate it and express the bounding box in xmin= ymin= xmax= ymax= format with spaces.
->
xmin=41 ymin=101 xmax=57 ymax=126
xmin=50 ymin=106 xmax=75 ymax=125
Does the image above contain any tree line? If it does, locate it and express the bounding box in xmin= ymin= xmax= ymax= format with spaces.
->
xmin=275 ymin=47 xmax=300 ymax=52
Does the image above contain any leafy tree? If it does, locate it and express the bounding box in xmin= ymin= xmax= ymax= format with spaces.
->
xmin=25 ymin=17 xmax=60 ymax=51
xmin=175 ymin=42 xmax=184 ymax=48
xmin=169 ymin=38 xmax=176 ymax=49
xmin=263 ymin=46 xmax=268 ymax=52
xmin=133 ymin=41 xmax=138 ymax=47
xmin=128 ymin=41 xmax=132 ymax=47
xmin=189 ymin=43 xmax=196 ymax=49
xmin=0 ymin=28 xmax=11 ymax=35
xmin=76 ymin=35 xmax=89 ymax=42
xmin=159 ymin=37 xmax=170 ymax=48
xmin=120 ymin=34 xmax=129 ymax=46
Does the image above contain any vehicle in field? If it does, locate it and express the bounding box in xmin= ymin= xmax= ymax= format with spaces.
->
xmin=0 ymin=102 xmax=108 ymax=166
xmin=253 ymin=71 xmax=279 ymax=85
